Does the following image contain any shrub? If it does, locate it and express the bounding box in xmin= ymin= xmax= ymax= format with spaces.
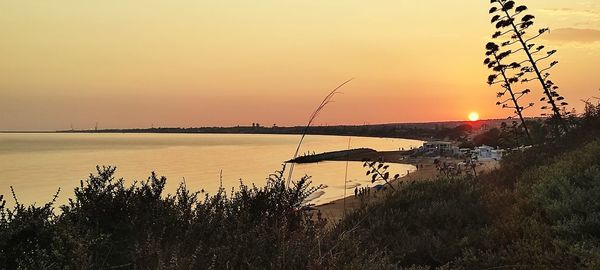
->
xmin=0 ymin=166 xmax=325 ymax=269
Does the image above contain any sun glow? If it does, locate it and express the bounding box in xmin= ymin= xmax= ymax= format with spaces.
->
xmin=468 ymin=112 xmax=480 ymax=122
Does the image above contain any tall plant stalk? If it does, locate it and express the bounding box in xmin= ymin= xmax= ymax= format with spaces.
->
xmin=343 ymin=136 xmax=351 ymax=219
xmin=485 ymin=42 xmax=532 ymax=140
xmin=286 ymin=78 xmax=353 ymax=185
xmin=489 ymin=0 xmax=569 ymax=132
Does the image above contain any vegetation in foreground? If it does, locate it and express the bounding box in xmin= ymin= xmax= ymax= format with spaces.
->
xmin=2 ymin=104 xmax=600 ymax=269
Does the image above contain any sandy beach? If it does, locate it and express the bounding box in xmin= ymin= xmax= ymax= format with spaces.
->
xmin=315 ymin=160 xmax=437 ymax=223
xmin=315 ymin=158 xmax=499 ymax=223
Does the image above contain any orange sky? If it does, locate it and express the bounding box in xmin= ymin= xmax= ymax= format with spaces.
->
xmin=1 ymin=0 xmax=599 ymax=130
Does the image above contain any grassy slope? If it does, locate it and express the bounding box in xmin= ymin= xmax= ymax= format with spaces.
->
xmin=322 ymin=137 xmax=600 ymax=269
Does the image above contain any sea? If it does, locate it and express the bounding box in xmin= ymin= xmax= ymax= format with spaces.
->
xmin=0 ymin=133 xmax=423 ymax=206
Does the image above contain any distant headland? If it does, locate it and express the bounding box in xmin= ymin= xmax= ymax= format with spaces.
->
xmin=54 ymin=119 xmax=524 ymax=141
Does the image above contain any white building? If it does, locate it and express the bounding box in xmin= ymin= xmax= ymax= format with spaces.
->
xmin=423 ymin=141 xmax=452 ymax=151
xmin=472 ymin=145 xmax=504 ymax=161
xmin=421 ymin=141 xmax=461 ymax=156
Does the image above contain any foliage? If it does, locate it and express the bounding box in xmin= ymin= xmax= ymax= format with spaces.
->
xmin=362 ymin=161 xmax=402 ymax=191
xmin=435 ymin=124 xmax=472 ymax=141
xmin=472 ymin=121 xmax=531 ymax=148
xmin=1 ymin=167 xmax=325 ymax=269
xmin=326 ymin=177 xmax=489 ymax=268
xmin=484 ymin=41 xmax=533 ymax=140
xmin=472 ymin=127 xmax=502 ymax=147
xmin=487 ymin=0 xmax=570 ymax=130
xmin=326 ymin=102 xmax=600 ymax=269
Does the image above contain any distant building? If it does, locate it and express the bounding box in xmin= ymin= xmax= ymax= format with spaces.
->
xmin=459 ymin=148 xmax=471 ymax=156
xmin=423 ymin=141 xmax=452 ymax=151
xmin=471 ymin=145 xmax=504 ymax=161
xmin=420 ymin=141 xmax=461 ymax=156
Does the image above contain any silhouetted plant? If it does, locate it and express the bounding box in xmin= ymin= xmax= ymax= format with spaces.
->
xmin=0 ymin=187 xmax=62 ymax=269
xmin=434 ymin=159 xmax=473 ymax=178
xmin=485 ymin=42 xmax=533 ymax=141
xmin=287 ymin=79 xmax=353 ymax=185
xmin=500 ymin=121 xmax=518 ymax=146
xmin=0 ymin=166 xmax=326 ymax=269
xmin=488 ymin=0 xmax=570 ymax=132
xmin=362 ymin=161 xmax=400 ymax=191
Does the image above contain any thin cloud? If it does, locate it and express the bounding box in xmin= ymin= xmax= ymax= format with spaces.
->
xmin=544 ymin=28 xmax=600 ymax=43
xmin=540 ymin=8 xmax=599 ymax=17
xmin=539 ymin=8 xmax=600 ymax=28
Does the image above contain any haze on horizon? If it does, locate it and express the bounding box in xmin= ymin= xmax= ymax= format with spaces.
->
xmin=1 ymin=0 xmax=599 ymax=131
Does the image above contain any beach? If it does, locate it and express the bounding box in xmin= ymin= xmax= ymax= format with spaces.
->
xmin=315 ymin=160 xmax=437 ymax=223
xmin=315 ymin=158 xmax=499 ymax=223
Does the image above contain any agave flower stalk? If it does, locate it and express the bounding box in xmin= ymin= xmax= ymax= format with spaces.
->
xmin=489 ymin=0 xmax=569 ymax=132
xmin=485 ymin=42 xmax=532 ymax=140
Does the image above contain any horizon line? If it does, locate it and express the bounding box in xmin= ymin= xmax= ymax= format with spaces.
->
xmin=0 ymin=117 xmax=543 ymax=133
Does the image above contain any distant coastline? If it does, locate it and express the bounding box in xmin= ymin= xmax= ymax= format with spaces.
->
xmin=0 ymin=130 xmax=60 ymax=133
xmin=42 ymin=118 xmax=520 ymax=141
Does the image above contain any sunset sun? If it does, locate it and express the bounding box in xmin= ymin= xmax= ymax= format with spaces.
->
xmin=468 ymin=112 xmax=480 ymax=122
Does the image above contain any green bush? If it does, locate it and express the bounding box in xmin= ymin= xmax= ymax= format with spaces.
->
xmin=1 ymin=166 xmax=324 ymax=269
xmin=326 ymin=177 xmax=489 ymax=268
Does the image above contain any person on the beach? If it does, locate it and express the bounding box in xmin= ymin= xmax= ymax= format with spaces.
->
xmin=354 ymin=187 xmax=358 ymax=197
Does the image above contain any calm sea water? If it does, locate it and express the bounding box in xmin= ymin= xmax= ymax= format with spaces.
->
xmin=0 ymin=133 xmax=422 ymax=206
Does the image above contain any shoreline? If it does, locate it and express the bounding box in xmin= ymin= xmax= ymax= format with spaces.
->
xmin=315 ymin=158 xmax=438 ymax=223
xmin=1 ymin=131 xmax=429 ymax=143
xmin=315 ymin=158 xmax=500 ymax=223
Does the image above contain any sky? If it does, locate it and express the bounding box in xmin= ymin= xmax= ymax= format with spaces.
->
xmin=1 ymin=0 xmax=599 ymax=130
